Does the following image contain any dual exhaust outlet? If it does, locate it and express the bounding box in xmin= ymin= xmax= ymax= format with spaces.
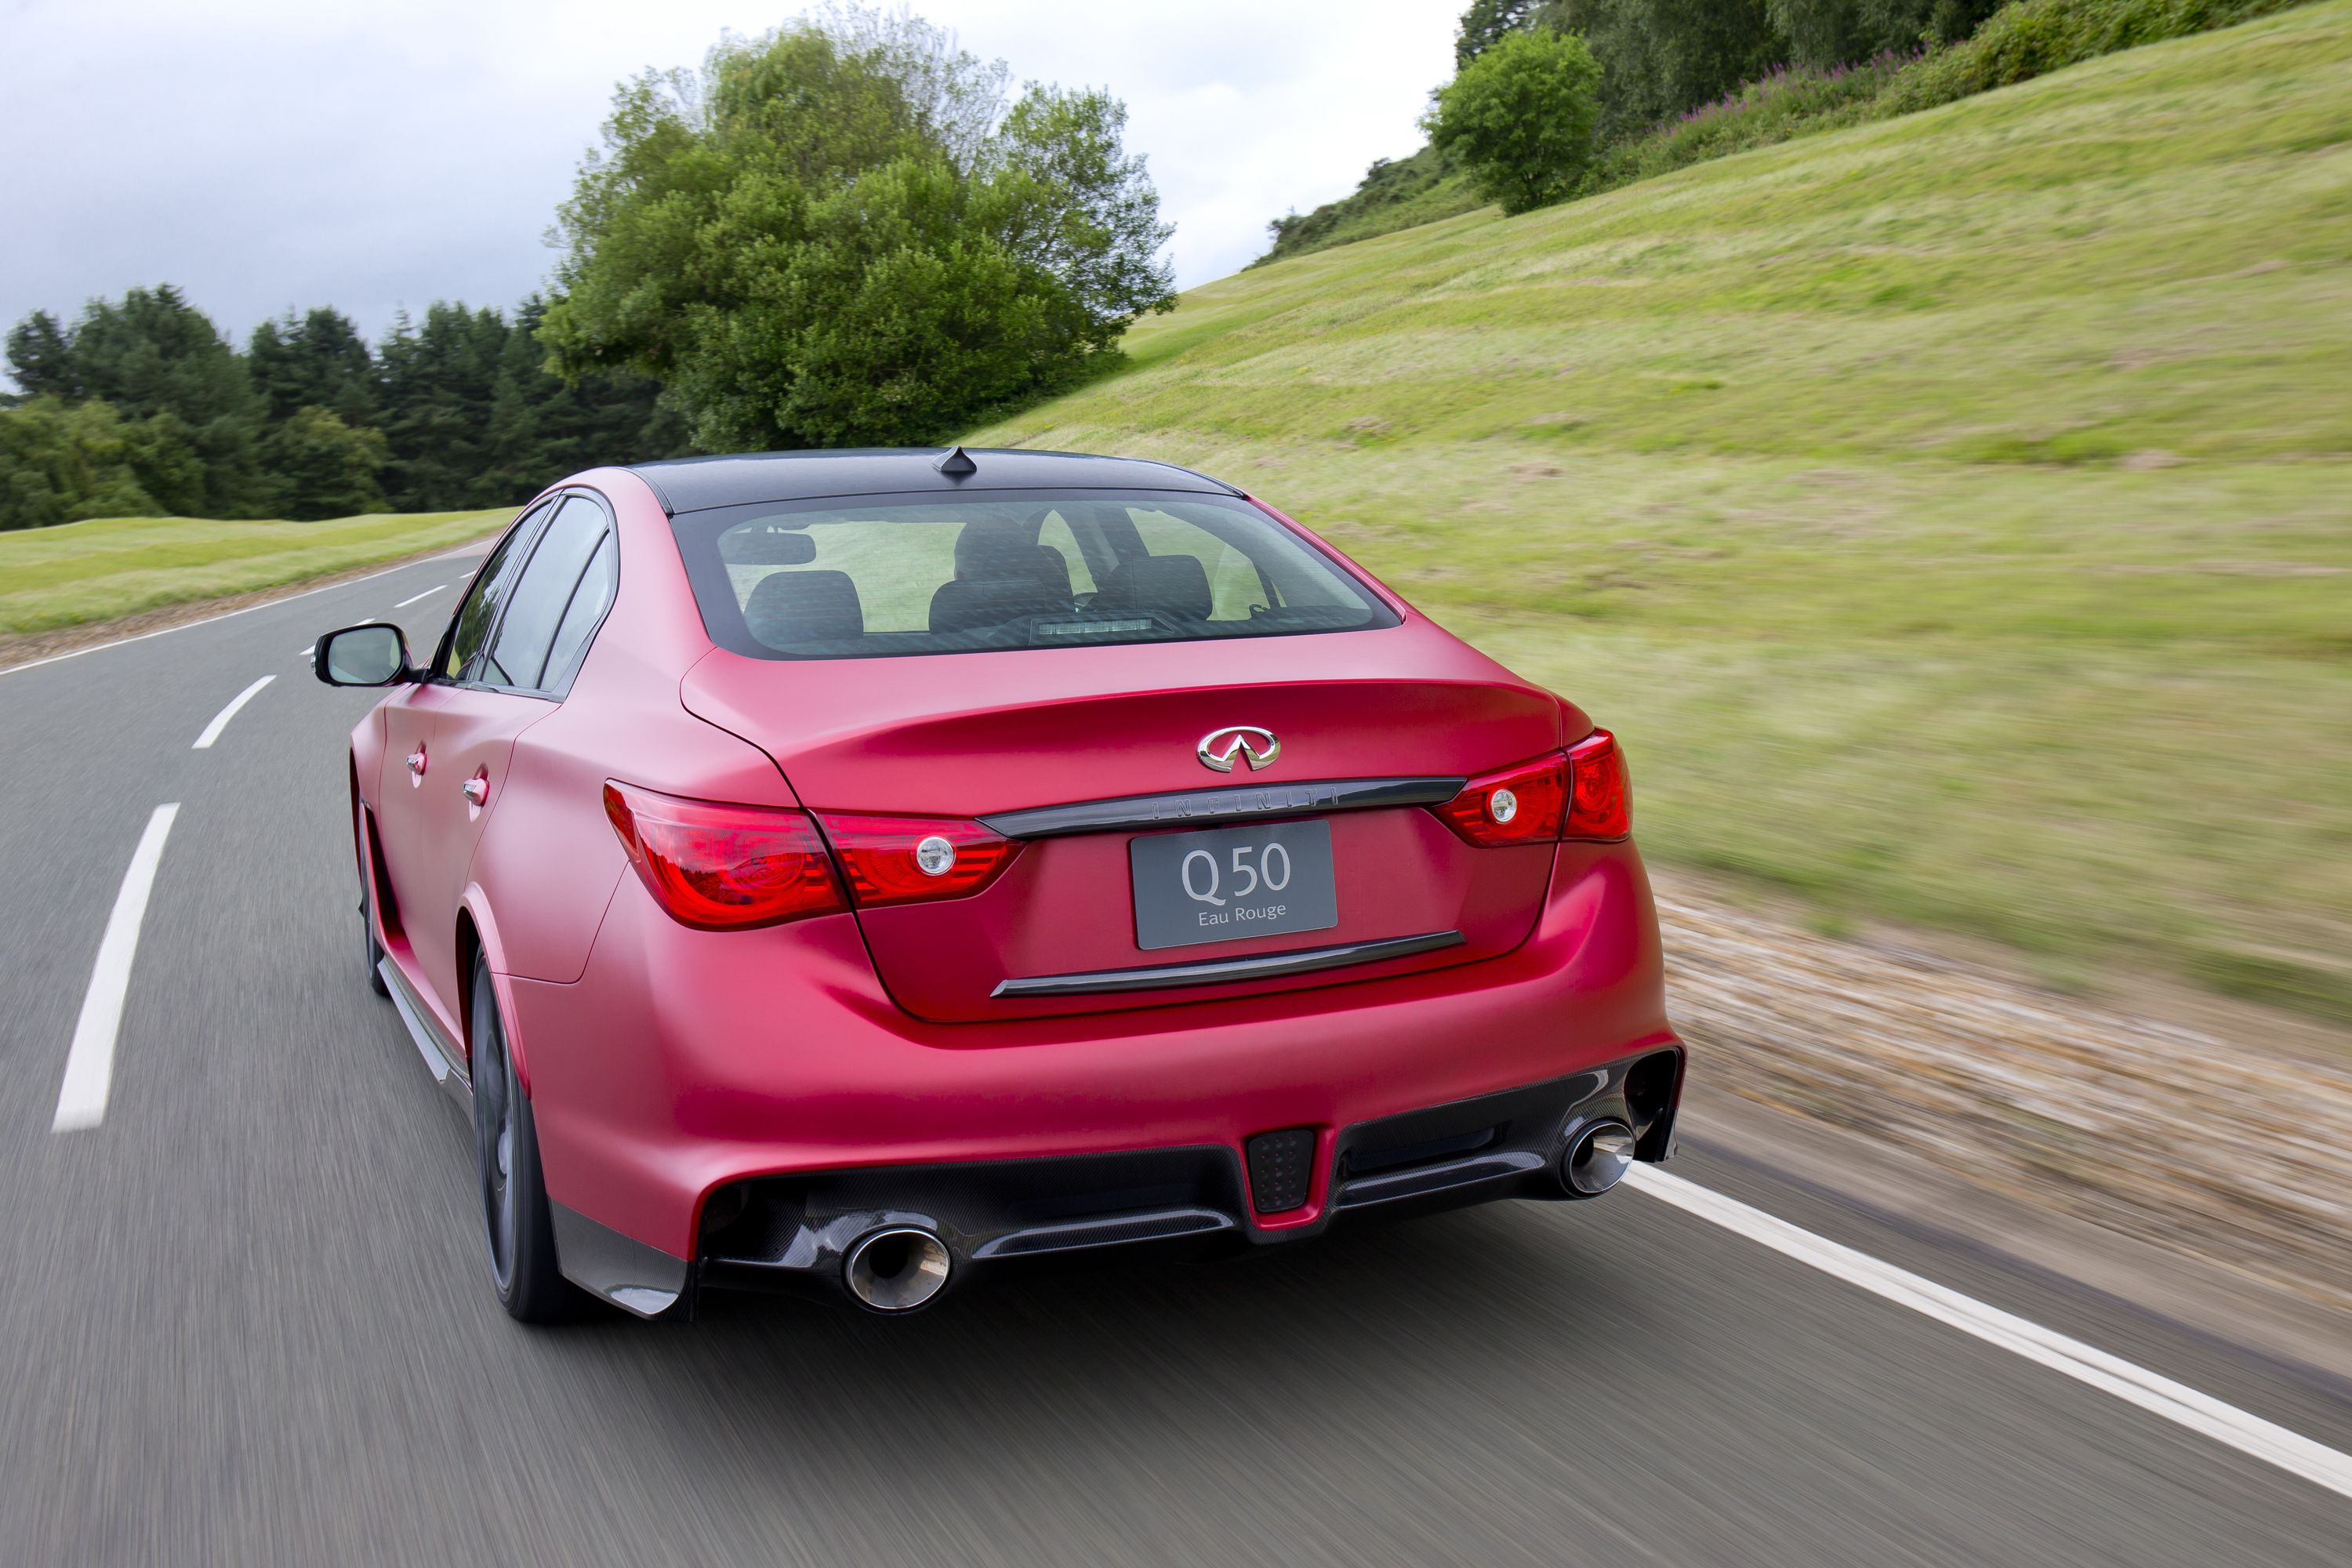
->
xmin=843 ymin=1119 xmax=1635 ymax=1310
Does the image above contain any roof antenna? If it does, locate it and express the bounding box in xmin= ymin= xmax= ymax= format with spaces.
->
xmin=935 ymin=445 xmax=978 ymax=477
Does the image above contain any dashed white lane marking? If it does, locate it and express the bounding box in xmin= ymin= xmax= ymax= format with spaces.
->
xmin=391 ymin=583 xmax=445 ymax=608
xmin=1624 ymin=1165 xmax=2352 ymax=1501
xmin=191 ymin=675 xmax=274 ymax=750
xmin=0 ymin=549 xmax=492 ymax=680
xmin=53 ymin=805 xmax=180 ymax=1132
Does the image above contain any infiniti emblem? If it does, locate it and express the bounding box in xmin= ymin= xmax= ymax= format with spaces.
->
xmin=1197 ymin=725 xmax=1280 ymax=774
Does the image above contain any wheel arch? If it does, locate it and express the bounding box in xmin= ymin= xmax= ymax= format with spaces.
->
xmin=456 ymin=890 xmax=531 ymax=1095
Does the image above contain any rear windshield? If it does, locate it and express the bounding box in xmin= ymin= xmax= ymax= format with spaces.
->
xmin=670 ymin=489 xmax=1400 ymax=659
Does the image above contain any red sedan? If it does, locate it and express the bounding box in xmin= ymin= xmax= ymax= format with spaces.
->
xmin=314 ymin=448 xmax=1682 ymax=1323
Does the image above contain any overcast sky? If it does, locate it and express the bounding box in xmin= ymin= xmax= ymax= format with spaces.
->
xmin=1 ymin=0 xmax=1456 ymax=361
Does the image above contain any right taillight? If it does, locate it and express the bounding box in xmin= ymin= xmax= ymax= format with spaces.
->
xmin=1564 ymin=728 xmax=1631 ymax=840
xmin=1436 ymin=753 xmax=1570 ymax=846
xmin=1435 ymin=730 xmax=1630 ymax=848
xmin=603 ymin=781 xmax=845 ymax=930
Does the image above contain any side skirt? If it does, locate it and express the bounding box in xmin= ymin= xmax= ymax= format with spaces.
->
xmin=378 ymin=956 xmax=471 ymax=1113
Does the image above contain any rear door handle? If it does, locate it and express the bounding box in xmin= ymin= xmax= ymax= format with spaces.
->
xmin=406 ymin=745 xmax=426 ymax=777
xmin=463 ymin=772 xmax=488 ymax=808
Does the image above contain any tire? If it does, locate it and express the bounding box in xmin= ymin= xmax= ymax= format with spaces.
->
xmin=358 ymin=802 xmax=389 ymax=996
xmin=470 ymin=954 xmax=575 ymax=1323
xmin=361 ymin=866 xmax=390 ymax=998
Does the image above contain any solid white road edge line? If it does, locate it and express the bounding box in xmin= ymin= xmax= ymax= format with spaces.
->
xmin=1622 ymin=1165 xmax=2352 ymax=1501
xmin=53 ymin=804 xmax=181 ymax=1133
xmin=391 ymin=583 xmax=445 ymax=608
xmin=0 ymin=547 xmax=492 ymax=681
xmin=191 ymin=675 xmax=274 ymax=750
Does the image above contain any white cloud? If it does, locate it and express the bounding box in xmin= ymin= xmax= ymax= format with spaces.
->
xmin=0 ymin=0 xmax=1455 ymax=355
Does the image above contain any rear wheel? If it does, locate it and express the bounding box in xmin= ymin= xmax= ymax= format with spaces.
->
xmin=469 ymin=954 xmax=573 ymax=1323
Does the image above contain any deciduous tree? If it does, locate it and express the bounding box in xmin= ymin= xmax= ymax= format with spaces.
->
xmin=1426 ymin=28 xmax=1604 ymax=214
xmin=543 ymin=6 xmax=1174 ymax=452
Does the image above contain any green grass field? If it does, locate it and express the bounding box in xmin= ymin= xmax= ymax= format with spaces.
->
xmin=972 ymin=4 xmax=2352 ymax=1021
xmin=0 ymin=509 xmax=509 ymax=640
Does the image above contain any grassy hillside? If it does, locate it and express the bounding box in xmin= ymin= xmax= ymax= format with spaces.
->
xmin=1257 ymin=146 xmax=1483 ymax=268
xmin=973 ymin=3 xmax=2352 ymax=1020
xmin=0 ymin=510 xmax=508 ymax=639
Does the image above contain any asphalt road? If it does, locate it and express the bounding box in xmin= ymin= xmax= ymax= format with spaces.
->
xmin=2 ymin=551 xmax=2348 ymax=1566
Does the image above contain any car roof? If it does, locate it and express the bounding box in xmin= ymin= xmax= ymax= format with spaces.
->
xmin=626 ymin=448 xmax=1240 ymax=514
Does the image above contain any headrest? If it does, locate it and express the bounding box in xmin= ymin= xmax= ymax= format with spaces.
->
xmin=929 ymin=575 xmax=1067 ymax=636
xmin=1094 ymin=554 xmax=1212 ymax=620
xmin=953 ymin=520 xmax=1035 ymax=578
xmin=743 ymin=569 xmax=863 ymax=647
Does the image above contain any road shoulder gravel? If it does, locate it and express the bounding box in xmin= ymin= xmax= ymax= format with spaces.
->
xmin=1659 ymin=868 xmax=2352 ymax=1384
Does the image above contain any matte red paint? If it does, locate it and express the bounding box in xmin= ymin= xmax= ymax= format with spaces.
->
xmin=350 ymin=464 xmax=1677 ymax=1266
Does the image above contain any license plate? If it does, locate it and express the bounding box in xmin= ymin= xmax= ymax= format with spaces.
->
xmin=1129 ymin=820 xmax=1338 ymax=951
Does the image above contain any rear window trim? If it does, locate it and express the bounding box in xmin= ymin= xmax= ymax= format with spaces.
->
xmin=669 ymin=486 xmax=1403 ymax=663
xmin=659 ymin=477 xmax=1241 ymax=515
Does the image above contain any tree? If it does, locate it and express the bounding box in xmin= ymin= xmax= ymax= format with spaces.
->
xmin=249 ymin=308 xmax=379 ymax=428
xmin=7 ymin=282 xmax=687 ymax=524
xmin=543 ymin=6 xmax=1174 ymax=452
xmin=267 ymin=407 xmax=388 ymax=520
xmin=376 ymin=302 xmax=511 ymax=510
xmin=1766 ymin=0 xmax=2001 ymax=68
xmin=375 ymin=299 xmax=688 ymax=510
xmin=1457 ymin=0 xmax=1544 ymax=67
xmin=5 ymin=311 xmax=78 ymax=403
xmin=1534 ymin=2 xmax=1787 ymax=140
xmin=55 ymin=285 xmax=274 ymax=516
xmin=0 ymin=397 xmax=207 ymax=529
xmin=481 ymin=296 xmax=685 ymax=495
xmin=1426 ymin=28 xmax=1605 ymax=215
xmin=66 ymin=285 xmax=259 ymax=425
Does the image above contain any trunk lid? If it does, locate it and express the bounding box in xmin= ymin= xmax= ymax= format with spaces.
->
xmin=681 ymin=630 xmax=1569 ymax=1020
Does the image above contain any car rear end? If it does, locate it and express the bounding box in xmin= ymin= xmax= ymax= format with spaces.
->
xmin=520 ymin=457 xmax=1682 ymax=1315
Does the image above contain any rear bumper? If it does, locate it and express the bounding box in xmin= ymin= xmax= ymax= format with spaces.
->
xmin=509 ymin=839 xmax=1679 ymax=1310
xmin=690 ymin=1051 xmax=1680 ymax=1310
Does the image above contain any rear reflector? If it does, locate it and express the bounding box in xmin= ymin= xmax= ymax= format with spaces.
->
xmin=1564 ymin=729 xmax=1631 ymax=840
xmin=603 ymin=781 xmax=844 ymax=930
xmin=815 ymin=813 xmax=1017 ymax=907
xmin=1435 ymin=753 xmax=1569 ymax=847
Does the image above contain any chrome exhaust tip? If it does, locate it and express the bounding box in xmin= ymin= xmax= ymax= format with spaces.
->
xmin=1563 ymin=1119 xmax=1637 ymax=1196
xmin=844 ymin=1227 xmax=952 ymax=1312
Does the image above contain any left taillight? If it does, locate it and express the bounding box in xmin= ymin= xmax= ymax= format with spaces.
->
xmin=815 ymin=813 xmax=1017 ymax=906
xmin=602 ymin=781 xmax=845 ymax=931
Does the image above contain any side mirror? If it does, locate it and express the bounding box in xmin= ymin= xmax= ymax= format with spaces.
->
xmin=314 ymin=623 xmax=416 ymax=688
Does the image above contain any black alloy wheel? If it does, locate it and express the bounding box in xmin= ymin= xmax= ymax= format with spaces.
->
xmin=468 ymin=954 xmax=574 ymax=1323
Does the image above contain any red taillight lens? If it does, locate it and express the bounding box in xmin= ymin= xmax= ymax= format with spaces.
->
xmin=602 ymin=781 xmax=845 ymax=931
xmin=815 ymin=813 xmax=1017 ymax=907
xmin=1436 ymin=753 xmax=1570 ymax=847
xmin=1565 ymin=728 xmax=1631 ymax=840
